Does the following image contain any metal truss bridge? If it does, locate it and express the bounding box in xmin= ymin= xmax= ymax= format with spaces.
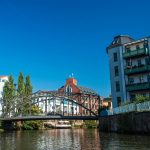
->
xmin=1 ymin=91 xmax=101 ymax=121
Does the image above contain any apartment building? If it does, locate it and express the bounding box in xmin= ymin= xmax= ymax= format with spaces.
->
xmin=107 ymin=35 xmax=150 ymax=108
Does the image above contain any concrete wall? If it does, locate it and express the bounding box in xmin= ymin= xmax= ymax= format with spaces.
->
xmin=99 ymin=112 xmax=150 ymax=133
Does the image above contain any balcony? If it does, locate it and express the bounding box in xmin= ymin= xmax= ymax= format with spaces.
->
xmin=125 ymin=65 xmax=150 ymax=75
xmin=126 ymin=82 xmax=150 ymax=92
xmin=123 ymin=48 xmax=149 ymax=58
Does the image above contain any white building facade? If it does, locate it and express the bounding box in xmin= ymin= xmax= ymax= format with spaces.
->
xmin=0 ymin=76 xmax=8 ymax=116
xmin=107 ymin=35 xmax=150 ymax=108
xmin=32 ymin=91 xmax=79 ymax=115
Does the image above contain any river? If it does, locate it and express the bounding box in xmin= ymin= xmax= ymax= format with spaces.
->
xmin=0 ymin=129 xmax=150 ymax=150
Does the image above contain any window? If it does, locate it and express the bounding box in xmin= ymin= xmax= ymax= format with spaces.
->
xmin=86 ymin=103 xmax=88 ymax=107
xmin=65 ymin=85 xmax=72 ymax=95
xmin=136 ymin=45 xmax=140 ymax=50
xmin=128 ymin=78 xmax=134 ymax=84
xmin=114 ymin=66 xmax=119 ymax=76
xmin=139 ymin=76 xmax=144 ymax=83
xmin=113 ymin=52 xmax=118 ymax=62
xmin=112 ymin=38 xmax=120 ymax=45
xmin=147 ymin=75 xmax=150 ymax=82
xmin=127 ymin=60 xmax=132 ymax=67
xmin=130 ymin=94 xmax=135 ymax=101
xmin=117 ymin=97 xmax=121 ymax=106
xmin=116 ymin=81 xmax=120 ymax=92
xmin=145 ymin=58 xmax=150 ymax=65
xmin=138 ymin=59 xmax=142 ymax=66
xmin=126 ymin=47 xmax=130 ymax=53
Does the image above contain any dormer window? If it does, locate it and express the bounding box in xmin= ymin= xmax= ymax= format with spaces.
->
xmin=112 ymin=38 xmax=120 ymax=45
xmin=65 ymin=85 xmax=72 ymax=95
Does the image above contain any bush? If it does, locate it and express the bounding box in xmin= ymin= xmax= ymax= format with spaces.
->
xmin=0 ymin=129 xmax=4 ymax=133
xmin=22 ymin=121 xmax=43 ymax=130
xmin=84 ymin=120 xmax=98 ymax=128
xmin=133 ymin=95 xmax=149 ymax=104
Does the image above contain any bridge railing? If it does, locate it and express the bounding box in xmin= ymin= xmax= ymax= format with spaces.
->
xmin=102 ymin=100 xmax=150 ymax=116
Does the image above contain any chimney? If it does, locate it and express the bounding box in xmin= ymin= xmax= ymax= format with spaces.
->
xmin=66 ymin=78 xmax=77 ymax=85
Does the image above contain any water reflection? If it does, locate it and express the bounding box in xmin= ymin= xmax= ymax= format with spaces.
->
xmin=0 ymin=129 xmax=101 ymax=150
xmin=1 ymin=129 xmax=150 ymax=150
xmin=100 ymin=132 xmax=150 ymax=150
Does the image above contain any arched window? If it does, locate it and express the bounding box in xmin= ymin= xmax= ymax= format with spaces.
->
xmin=65 ymin=85 xmax=72 ymax=95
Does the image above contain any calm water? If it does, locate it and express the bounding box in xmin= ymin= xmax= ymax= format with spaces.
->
xmin=0 ymin=129 xmax=150 ymax=150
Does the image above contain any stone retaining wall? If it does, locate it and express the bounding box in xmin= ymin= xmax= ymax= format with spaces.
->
xmin=99 ymin=111 xmax=150 ymax=133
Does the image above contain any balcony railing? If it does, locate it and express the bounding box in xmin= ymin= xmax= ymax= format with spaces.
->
xmin=125 ymin=65 xmax=150 ymax=75
xmin=123 ymin=48 xmax=149 ymax=58
xmin=126 ymin=82 xmax=150 ymax=91
xmin=104 ymin=101 xmax=150 ymax=116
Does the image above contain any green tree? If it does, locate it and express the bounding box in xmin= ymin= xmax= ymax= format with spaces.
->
xmin=17 ymin=72 xmax=25 ymax=96
xmin=2 ymin=73 xmax=33 ymax=117
xmin=25 ymin=75 xmax=32 ymax=96
xmin=17 ymin=74 xmax=33 ymax=115
xmin=16 ymin=72 xmax=25 ymax=115
xmin=22 ymin=106 xmax=43 ymax=130
xmin=31 ymin=105 xmax=43 ymax=115
xmin=2 ymin=75 xmax=15 ymax=117
xmin=23 ymin=75 xmax=33 ymax=115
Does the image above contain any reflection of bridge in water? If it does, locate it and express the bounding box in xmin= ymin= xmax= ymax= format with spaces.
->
xmin=1 ymin=91 xmax=101 ymax=122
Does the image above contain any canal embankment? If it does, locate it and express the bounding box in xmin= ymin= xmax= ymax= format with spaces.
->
xmin=44 ymin=120 xmax=98 ymax=129
xmin=100 ymin=111 xmax=150 ymax=134
xmin=1 ymin=120 xmax=98 ymax=131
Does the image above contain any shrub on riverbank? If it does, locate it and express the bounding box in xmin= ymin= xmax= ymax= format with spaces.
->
xmin=0 ymin=121 xmax=4 ymax=132
xmin=22 ymin=121 xmax=43 ymax=130
xmin=84 ymin=120 xmax=98 ymax=128
xmin=0 ymin=129 xmax=4 ymax=133
xmin=133 ymin=95 xmax=149 ymax=104
xmin=22 ymin=105 xmax=43 ymax=130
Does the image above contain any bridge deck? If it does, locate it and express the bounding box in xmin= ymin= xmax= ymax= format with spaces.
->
xmin=0 ymin=116 xmax=98 ymax=121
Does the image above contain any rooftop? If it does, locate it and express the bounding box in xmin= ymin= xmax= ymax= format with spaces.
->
xmin=124 ymin=36 xmax=150 ymax=46
xmin=0 ymin=75 xmax=8 ymax=78
xmin=77 ymin=86 xmax=98 ymax=95
xmin=106 ymin=35 xmax=134 ymax=53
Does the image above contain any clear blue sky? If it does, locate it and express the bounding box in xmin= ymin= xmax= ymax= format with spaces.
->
xmin=0 ymin=0 xmax=150 ymax=97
